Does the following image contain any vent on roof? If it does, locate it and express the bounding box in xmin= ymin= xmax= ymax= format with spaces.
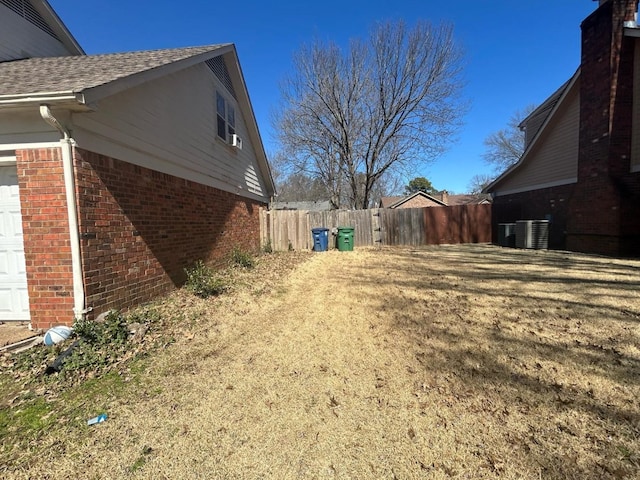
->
xmin=206 ymin=55 xmax=237 ymax=100
xmin=1 ymin=0 xmax=60 ymax=40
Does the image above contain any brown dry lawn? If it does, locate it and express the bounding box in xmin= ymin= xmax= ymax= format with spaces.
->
xmin=4 ymin=245 xmax=640 ymax=479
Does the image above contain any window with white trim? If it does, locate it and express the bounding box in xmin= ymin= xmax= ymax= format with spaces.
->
xmin=216 ymin=91 xmax=236 ymax=142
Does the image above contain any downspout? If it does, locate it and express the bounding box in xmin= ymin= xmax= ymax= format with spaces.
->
xmin=39 ymin=105 xmax=86 ymax=321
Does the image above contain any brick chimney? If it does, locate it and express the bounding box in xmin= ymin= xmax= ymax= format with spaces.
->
xmin=567 ymin=0 xmax=640 ymax=255
xmin=440 ymin=190 xmax=449 ymax=205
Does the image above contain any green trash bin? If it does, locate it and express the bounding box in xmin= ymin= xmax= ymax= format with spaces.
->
xmin=337 ymin=226 xmax=355 ymax=251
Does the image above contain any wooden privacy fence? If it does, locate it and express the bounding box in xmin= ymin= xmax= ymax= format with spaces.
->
xmin=260 ymin=204 xmax=491 ymax=251
xmin=260 ymin=208 xmax=380 ymax=251
xmin=379 ymin=204 xmax=491 ymax=246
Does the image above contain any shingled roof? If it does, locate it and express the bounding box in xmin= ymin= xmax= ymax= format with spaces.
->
xmin=0 ymin=45 xmax=228 ymax=101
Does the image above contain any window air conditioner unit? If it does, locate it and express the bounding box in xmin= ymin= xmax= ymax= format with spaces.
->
xmin=230 ymin=134 xmax=243 ymax=149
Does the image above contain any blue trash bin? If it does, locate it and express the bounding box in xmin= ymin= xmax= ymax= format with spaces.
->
xmin=311 ymin=228 xmax=329 ymax=251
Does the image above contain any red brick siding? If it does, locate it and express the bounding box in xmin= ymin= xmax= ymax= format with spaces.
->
xmin=16 ymin=148 xmax=74 ymax=329
xmin=567 ymin=0 xmax=640 ymax=256
xmin=73 ymin=148 xmax=264 ymax=319
xmin=492 ymin=184 xmax=575 ymax=250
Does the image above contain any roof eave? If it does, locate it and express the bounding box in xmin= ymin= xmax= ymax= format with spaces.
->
xmin=224 ymin=46 xmax=276 ymax=197
xmin=0 ymin=91 xmax=89 ymax=110
xmin=80 ymin=44 xmax=234 ymax=105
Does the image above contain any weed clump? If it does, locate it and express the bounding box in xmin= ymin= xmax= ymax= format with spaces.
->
xmin=230 ymin=246 xmax=255 ymax=269
xmin=184 ymin=260 xmax=228 ymax=298
xmin=73 ymin=310 xmax=128 ymax=347
xmin=9 ymin=308 xmax=161 ymax=385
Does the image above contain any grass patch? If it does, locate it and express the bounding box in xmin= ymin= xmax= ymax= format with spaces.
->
xmin=18 ymin=247 xmax=638 ymax=478
xmin=0 ymin=250 xmax=313 ymax=477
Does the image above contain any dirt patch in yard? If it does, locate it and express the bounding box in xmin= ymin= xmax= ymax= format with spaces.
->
xmin=3 ymin=245 xmax=640 ymax=479
xmin=0 ymin=322 xmax=37 ymax=348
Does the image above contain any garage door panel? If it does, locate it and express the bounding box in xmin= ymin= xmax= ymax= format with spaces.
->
xmin=0 ymin=287 xmax=14 ymax=312
xmin=0 ymin=286 xmax=29 ymax=320
xmin=0 ymin=162 xmax=29 ymax=321
xmin=15 ymin=250 xmax=26 ymax=275
xmin=0 ymin=247 xmax=26 ymax=277
xmin=0 ymin=251 xmax=9 ymax=275
xmin=10 ymin=209 xmax=23 ymax=236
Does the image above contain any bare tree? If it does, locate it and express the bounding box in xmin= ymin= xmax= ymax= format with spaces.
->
xmin=274 ymin=20 xmax=466 ymax=209
xmin=466 ymin=173 xmax=494 ymax=194
xmin=275 ymin=172 xmax=329 ymax=202
xmin=483 ymin=105 xmax=536 ymax=174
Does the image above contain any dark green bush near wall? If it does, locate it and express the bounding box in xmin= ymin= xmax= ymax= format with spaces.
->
xmin=184 ymin=260 xmax=228 ymax=298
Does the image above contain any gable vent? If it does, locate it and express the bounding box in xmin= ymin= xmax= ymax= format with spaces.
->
xmin=1 ymin=0 xmax=60 ymax=40
xmin=206 ymin=55 xmax=237 ymax=100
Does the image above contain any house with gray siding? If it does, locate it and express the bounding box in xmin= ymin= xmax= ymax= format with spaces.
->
xmin=0 ymin=0 xmax=275 ymax=328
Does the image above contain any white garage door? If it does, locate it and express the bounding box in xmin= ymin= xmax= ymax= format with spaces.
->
xmin=0 ymin=162 xmax=30 ymax=321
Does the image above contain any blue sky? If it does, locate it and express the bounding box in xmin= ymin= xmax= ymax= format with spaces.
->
xmin=50 ymin=1 xmax=596 ymax=194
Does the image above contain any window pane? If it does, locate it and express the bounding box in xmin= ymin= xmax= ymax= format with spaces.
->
xmin=228 ymin=105 xmax=235 ymax=127
xmin=216 ymin=92 xmax=225 ymax=116
xmin=217 ymin=114 xmax=226 ymax=139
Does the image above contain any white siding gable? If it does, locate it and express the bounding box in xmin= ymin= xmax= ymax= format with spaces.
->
xmin=0 ymin=3 xmax=74 ymax=61
xmin=70 ymin=60 xmax=268 ymax=201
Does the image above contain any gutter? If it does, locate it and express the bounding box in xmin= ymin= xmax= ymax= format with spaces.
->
xmin=39 ymin=105 xmax=87 ymax=321
xmin=0 ymin=92 xmax=84 ymax=106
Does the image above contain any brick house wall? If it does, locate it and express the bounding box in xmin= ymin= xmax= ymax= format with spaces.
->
xmin=491 ymin=0 xmax=640 ymax=256
xmin=16 ymin=147 xmax=74 ymax=329
xmin=74 ymin=148 xmax=264 ymax=320
xmin=491 ymin=184 xmax=575 ymax=250
xmin=17 ymin=146 xmax=264 ymax=328
xmin=567 ymin=0 xmax=640 ymax=255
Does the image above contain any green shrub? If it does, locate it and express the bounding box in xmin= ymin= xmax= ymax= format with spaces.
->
xmin=230 ymin=246 xmax=255 ymax=269
xmin=262 ymin=239 xmax=273 ymax=254
xmin=184 ymin=260 xmax=228 ymax=298
xmin=73 ymin=310 xmax=128 ymax=347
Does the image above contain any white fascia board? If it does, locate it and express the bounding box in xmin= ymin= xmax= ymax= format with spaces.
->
xmin=0 ymin=92 xmax=88 ymax=111
xmin=492 ymin=177 xmax=577 ymax=197
xmin=81 ymin=45 xmax=233 ymax=105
